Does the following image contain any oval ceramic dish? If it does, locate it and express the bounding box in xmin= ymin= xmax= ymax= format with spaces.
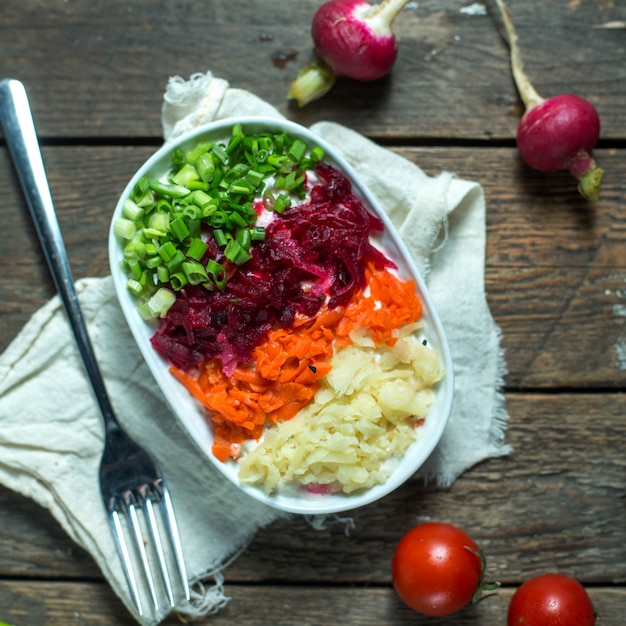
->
xmin=109 ymin=117 xmax=454 ymax=515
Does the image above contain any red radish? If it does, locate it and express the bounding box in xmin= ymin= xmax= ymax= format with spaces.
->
xmin=495 ymin=0 xmax=604 ymax=201
xmin=288 ymin=0 xmax=411 ymax=107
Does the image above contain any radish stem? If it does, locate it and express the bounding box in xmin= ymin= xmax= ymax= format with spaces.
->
xmin=366 ymin=0 xmax=412 ymax=24
xmin=493 ymin=0 xmax=542 ymax=109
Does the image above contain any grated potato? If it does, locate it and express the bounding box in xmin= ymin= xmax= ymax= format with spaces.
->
xmin=237 ymin=331 xmax=445 ymax=496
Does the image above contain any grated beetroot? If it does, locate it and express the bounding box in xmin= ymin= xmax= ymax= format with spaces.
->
xmin=150 ymin=162 xmax=395 ymax=374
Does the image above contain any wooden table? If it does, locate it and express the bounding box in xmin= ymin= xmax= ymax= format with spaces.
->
xmin=1 ymin=1 xmax=625 ymax=624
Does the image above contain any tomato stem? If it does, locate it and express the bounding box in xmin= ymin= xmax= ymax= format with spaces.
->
xmin=465 ymin=546 xmax=501 ymax=604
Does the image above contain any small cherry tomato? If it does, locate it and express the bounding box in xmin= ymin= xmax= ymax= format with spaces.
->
xmin=391 ymin=522 xmax=487 ymax=616
xmin=508 ymin=574 xmax=596 ymax=626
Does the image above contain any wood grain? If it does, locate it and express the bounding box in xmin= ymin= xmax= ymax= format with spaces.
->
xmin=0 ymin=582 xmax=623 ymax=625
xmin=0 ymin=0 xmax=624 ymax=140
xmin=1 ymin=145 xmax=625 ymax=388
xmin=0 ymin=0 xmax=624 ymax=623
xmin=1 ymin=393 xmax=624 ymax=582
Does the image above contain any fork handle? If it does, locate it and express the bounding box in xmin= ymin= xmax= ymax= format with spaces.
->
xmin=0 ymin=78 xmax=121 ymax=435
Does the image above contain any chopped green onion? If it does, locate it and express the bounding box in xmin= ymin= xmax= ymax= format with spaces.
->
xmin=187 ymin=219 xmax=201 ymax=239
xmin=310 ymin=146 xmax=324 ymax=163
xmin=158 ymin=241 xmax=178 ymax=262
xmin=236 ymin=228 xmax=252 ymax=250
xmin=145 ymin=256 xmax=162 ymax=269
xmin=228 ymin=211 xmax=248 ymax=228
xmin=124 ymin=236 xmax=146 ymax=259
xmin=267 ymin=154 xmax=287 ymax=169
xmin=157 ymin=265 xmax=170 ymax=283
xmin=279 ymin=170 xmax=305 ymax=192
xmin=227 ymin=124 xmax=244 ymax=153
xmin=182 ymin=260 xmax=209 ymax=285
xmin=122 ymin=198 xmax=144 ymax=222
xmin=171 ymin=149 xmax=185 ymax=169
xmin=148 ymin=179 xmax=190 ymax=198
xmin=127 ymin=278 xmax=144 ymax=296
xmin=146 ymin=288 xmax=176 ymax=318
xmin=196 ymin=153 xmax=216 ymax=182
xmin=184 ymin=141 xmax=213 ymax=165
xmin=113 ymin=217 xmax=136 ymax=240
xmin=170 ymin=217 xmax=190 ymax=241
xmin=229 ymin=180 xmax=255 ymax=196
xmin=226 ymin=163 xmax=249 ymax=180
xmin=262 ymin=190 xmax=275 ymax=211
xmin=258 ymin=136 xmax=273 ymax=151
xmin=186 ymin=181 xmax=209 ymax=192
xmin=117 ymin=126 xmax=326 ymax=301
xmin=213 ymin=228 xmax=228 ymax=248
xmin=206 ymin=259 xmax=227 ymax=290
xmin=288 ymin=139 xmax=307 ymax=163
xmin=274 ymin=133 xmax=286 ymax=153
xmin=209 ymin=210 xmax=226 ymax=227
xmin=149 ymin=212 xmax=170 ymax=234
xmin=202 ymin=203 xmax=219 ymax=219
xmin=187 ymin=237 xmax=209 ymax=261
xmin=224 ymin=239 xmax=252 ymax=265
xmin=191 ymin=189 xmax=212 ymax=209
xmin=170 ymin=271 xmax=188 ymax=290
xmin=273 ymin=194 xmax=291 ymax=214
xmin=211 ymin=144 xmax=229 ymax=165
xmin=155 ymin=198 xmax=172 ymax=214
xmin=143 ymin=227 xmax=165 ymax=238
xmin=251 ymin=226 xmax=266 ymax=241
xmin=166 ymin=249 xmax=186 ymax=272
xmin=131 ymin=178 xmax=155 ymax=208
xmin=244 ymin=169 xmax=265 ymax=188
xmin=171 ymin=163 xmax=200 ymax=187
xmin=127 ymin=257 xmax=143 ymax=280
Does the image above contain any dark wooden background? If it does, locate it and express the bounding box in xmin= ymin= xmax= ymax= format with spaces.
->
xmin=1 ymin=0 xmax=625 ymax=624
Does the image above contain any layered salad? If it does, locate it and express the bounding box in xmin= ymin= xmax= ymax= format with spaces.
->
xmin=113 ymin=123 xmax=445 ymax=496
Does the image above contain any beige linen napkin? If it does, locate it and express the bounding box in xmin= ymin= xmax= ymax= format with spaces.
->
xmin=0 ymin=71 xmax=510 ymax=624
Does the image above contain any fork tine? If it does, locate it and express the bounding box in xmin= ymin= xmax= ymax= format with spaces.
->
xmin=127 ymin=501 xmax=160 ymax=612
xmin=109 ymin=491 xmax=189 ymax=618
xmin=144 ymin=497 xmax=175 ymax=607
xmin=160 ymin=484 xmax=191 ymax=601
xmin=110 ymin=509 xmax=144 ymax=616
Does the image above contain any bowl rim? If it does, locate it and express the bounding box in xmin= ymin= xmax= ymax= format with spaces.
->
xmin=108 ymin=116 xmax=454 ymax=515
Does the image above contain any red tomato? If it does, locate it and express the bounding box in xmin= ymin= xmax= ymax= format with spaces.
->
xmin=507 ymin=574 xmax=595 ymax=626
xmin=391 ymin=522 xmax=485 ymax=616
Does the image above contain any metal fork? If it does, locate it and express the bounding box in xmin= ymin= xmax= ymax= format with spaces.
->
xmin=0 ymin=78 xmax=190 ymax=617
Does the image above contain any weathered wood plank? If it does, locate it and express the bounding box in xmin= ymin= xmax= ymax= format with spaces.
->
xmin=1 ymin=145 xmax=624 ymax=386
xmin=0 ymin=0 xmax=624 ymax=140
xmin=0 ymin=581 xmax=622 ymax=626
xmin=0 ymin=2 xmax=623 ymax=624
xmin=0 ymin=580 xmax=132 ymax=625
xmin=0 ymin=487 xmax=99 ymax=578
xmin=0 ymin=393 xmax=623 ymax=586
xmin=165 ymin=393 xmax=626 ymax=586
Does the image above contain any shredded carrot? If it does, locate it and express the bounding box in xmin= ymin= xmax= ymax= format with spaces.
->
xmin=171 ymin=309 xmax=339 ymax=460
xmin=171 ymin=263 xmax=423 ymax=461
xmin=335 ymin=263 xmax=422 ymax=347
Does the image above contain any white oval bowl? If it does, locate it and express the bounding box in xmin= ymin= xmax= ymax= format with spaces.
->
xmin=109 ymin=117 xmax=454 ymax=515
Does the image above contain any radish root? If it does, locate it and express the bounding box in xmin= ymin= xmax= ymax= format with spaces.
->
xmin=493 ymin=0 xmax=543 ymax=109
xmin=493 ymin=0 xmax=604 ymax=201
